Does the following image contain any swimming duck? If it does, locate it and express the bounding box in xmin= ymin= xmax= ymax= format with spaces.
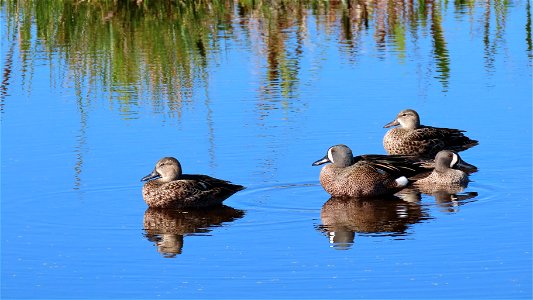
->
xmin=383 ymin=109 xmax=478 ymax=157
xmin=312 ymin=144 xmax=429 ymax=197
xmin=413 ymin=150 xmax=474 ymax=188
xmin=141 ymin=157 xmax=244 ymax=209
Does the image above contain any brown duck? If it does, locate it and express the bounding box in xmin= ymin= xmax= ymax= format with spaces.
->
xmin=141 ymin=157 xmax=244 ymax=209
xmin=383 ymin=109 xmax=478 ymax=157
xmin=413 ymin=150 xmax=475 ymax=188
xmin=312 ymin=144 xmax=429 ymax=198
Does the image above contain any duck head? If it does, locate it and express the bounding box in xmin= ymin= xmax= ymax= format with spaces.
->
xmin=384 ymin=109 xmax=421 ymax=130
xmin=312 ymin=144 xmax=354 ymax=168
xmin=141 ymin=157 xmax=183 ymax=182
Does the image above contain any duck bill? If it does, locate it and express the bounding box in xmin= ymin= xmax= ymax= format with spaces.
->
xmin=141 ymin=170 xmax=161 ymax=182
xmin=312 ymin=155 xmax=331 ymax=166
xmin=383 ymin=119 xmax=400 ymax=128
xmin=456 ymin=159 xmax=478 ymax=173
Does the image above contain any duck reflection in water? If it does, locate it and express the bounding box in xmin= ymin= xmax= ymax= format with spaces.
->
xmin=143 ymin=205 xmax=245 ymax=258
xmin=398 ymin=185 xmax=478 ymax=213
xmin=318 ymin=196 xmax=428 ymax=250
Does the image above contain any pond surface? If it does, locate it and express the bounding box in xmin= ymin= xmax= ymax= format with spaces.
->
xmin=1 ymin=1 xmax=531 ymax=299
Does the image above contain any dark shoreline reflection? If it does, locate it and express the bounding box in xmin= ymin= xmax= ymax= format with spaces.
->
xmin=317 ymin=196 xmax=428 ymax=250
xmin=143 ymin=206 xmax=245 ymax=258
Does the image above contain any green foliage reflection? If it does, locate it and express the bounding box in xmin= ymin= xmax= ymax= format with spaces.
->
xmin=1 ymin=0 xmax=514 ymax=110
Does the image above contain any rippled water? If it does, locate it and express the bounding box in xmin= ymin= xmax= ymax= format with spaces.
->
xmin=1 ymin=1 xmax=531 ymax=299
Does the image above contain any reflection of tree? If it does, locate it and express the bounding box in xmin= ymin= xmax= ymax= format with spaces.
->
xmin=337 ymin=0 xmax=369 ymax=62
xmin=482 ymin=0 xmax=508 ymax=74
xmin=0 ymin=20 xmax=16 ymax=110
xmin=73 ymin=79 xmax=88 ymax=191
xmin=2 ymin=1 xmax=232 ymax=117
xmin=527 ymin=0 xmax=532 ymax=57
xmin=2 ymin=0 xmax=514 ymax=111
xmin=430 ymin=1 xmax=450 ymax=91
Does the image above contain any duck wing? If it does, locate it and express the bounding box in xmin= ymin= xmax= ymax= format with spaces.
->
xmin=356 ymin=154 xmax=431 ymax=178
xmin=180 ymin=174 xmax=245 ymax=192
xmin=414 ymin=126 xmax=479 ymax=154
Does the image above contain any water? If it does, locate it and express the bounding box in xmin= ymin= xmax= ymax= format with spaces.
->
xmin=1 ymin=1 xmax=531 ymax=298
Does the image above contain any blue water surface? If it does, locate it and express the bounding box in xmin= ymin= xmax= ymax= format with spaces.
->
xmin=1 ymin=1 xmax=531 ymax=299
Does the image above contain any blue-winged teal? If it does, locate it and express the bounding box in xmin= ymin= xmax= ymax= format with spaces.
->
xmin=383 ymin=109 xmax=478 ymax=157
xmin=141 ymin=157 xmax=244 ymax=209
xmin=413 ymin=150 xmax=474 ymax=187
xmin=312 ymin=144 xmax=429 ymax=197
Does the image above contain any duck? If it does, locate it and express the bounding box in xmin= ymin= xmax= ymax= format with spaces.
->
xmin=141 ymin=157 xmax=244 ymax=209
xmin=383 ymin=109 xmax=478 ymax=157
xmin=413 ymin=150 xmax=474 ymax=188
xmin=312 ymin=144 xmax=429 ymax=197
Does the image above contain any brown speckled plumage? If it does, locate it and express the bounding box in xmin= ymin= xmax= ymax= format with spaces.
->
xmin=414 ymin=168 xmax=468 ymax=187
xmin=141 ymin=157 xmax=244 ymax=209
xmin=383 ymin=109 xmax=478 ymax=157
xmin=413 ymin=150 xmax=471 ymax=188
xmin=312 ymin=145 xmax=430 ymax=198
xmin=318 ymin=163 xmax=404 ymax=197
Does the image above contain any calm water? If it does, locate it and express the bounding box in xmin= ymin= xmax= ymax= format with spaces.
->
xmin=1 ymin=1 xmax=532 ymax=299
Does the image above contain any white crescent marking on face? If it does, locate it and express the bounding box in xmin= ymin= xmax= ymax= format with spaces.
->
xmin=327 ymin=147 xmax=334 ymax=164
xmin=450 ymin=153 xmax=459 ymax=168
